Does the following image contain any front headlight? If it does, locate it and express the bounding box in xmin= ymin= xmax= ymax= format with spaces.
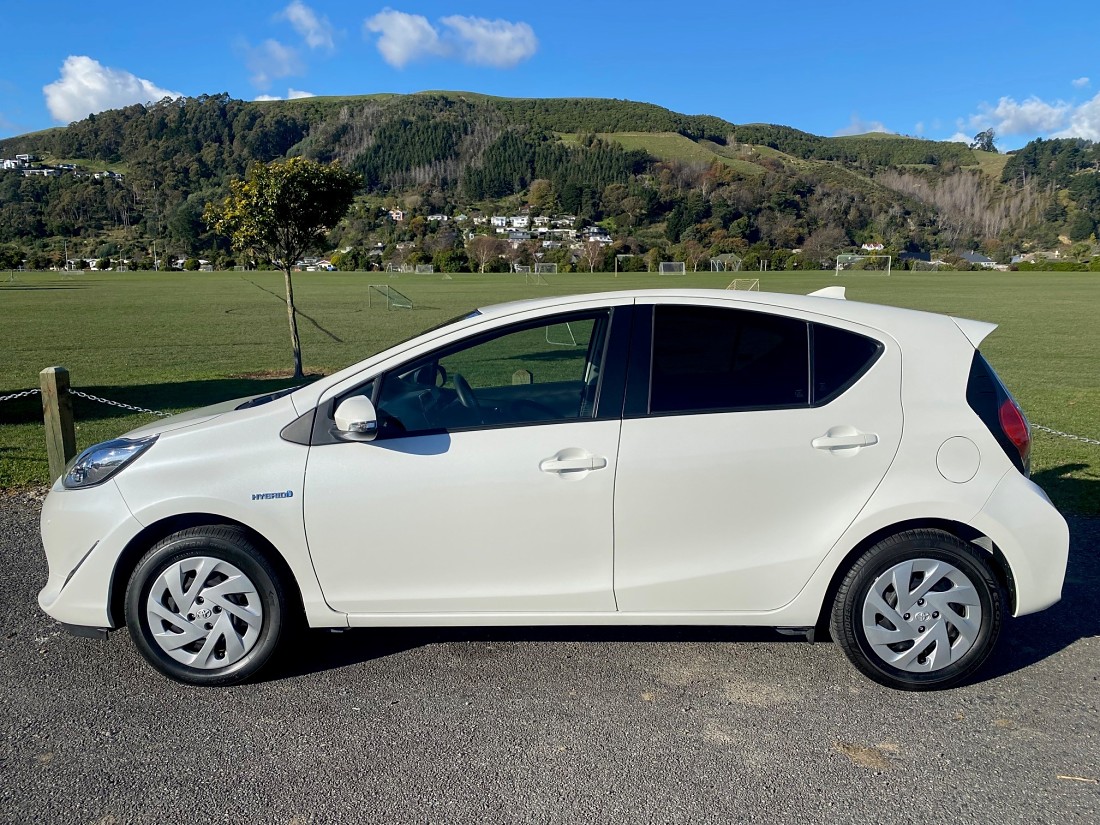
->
xmin=62 ymin=435 xmax=158 ymax=489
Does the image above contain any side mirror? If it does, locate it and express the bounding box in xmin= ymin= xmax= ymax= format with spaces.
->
xmin=333 ymin=395 xmax=379 ymax=442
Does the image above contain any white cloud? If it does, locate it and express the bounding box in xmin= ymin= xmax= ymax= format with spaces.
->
xmin=1054 ymin=92 xmax=1100 ymax=141
xmin=364 ymin=9 xmax=445 ymax=68
xmin=439 ymin=15 xmax=537 ymax=68
xmin=1072 ymin=76 xmax=1090 ymax=89
xmin=968 ymin=95 xmax=1071 ymax=136
xmin=279 ymin=1 xmax=335 ymax=51
xmin=834 ymin=113 xmax=893 ymax=137
xmin=239 ymin=38 xmax=303 ymax=89
xmin=254 ymin=88 xmax=316 ymax=102
xmin=42 ymin=56 xmax=181 ymax=124
xmin=364 ymin=8 xmax=537 ymax=69
xmin=947 ymin=132 xmax=971 ymax=144
xmin=914 ymin=121 xmax=924 ymax=136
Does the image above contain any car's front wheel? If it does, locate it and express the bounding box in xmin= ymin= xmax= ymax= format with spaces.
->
xmin=125 ymin=526 xmax=287 ymax=686
xmin=830 ymin=529 xmax=1003 ymax=690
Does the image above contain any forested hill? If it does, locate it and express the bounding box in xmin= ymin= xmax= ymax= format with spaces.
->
xmin=1 ymin=91 xmax=1098 ymax=270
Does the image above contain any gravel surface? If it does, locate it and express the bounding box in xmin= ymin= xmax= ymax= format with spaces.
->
xmin=1 ymin=489 xmax=1098 ymax=824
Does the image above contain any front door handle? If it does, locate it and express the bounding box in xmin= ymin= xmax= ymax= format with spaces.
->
xmin=539 ymin=452 xmax=608 ymax=473
xmin=812 ymin=430 xmax=879 ymax=450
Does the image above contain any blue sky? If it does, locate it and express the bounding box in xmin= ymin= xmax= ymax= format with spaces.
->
xmin=1 ymin=1 xmax=1097 ymax=149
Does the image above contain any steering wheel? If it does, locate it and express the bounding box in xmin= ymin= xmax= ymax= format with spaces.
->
xmin=452 ymin=373 xmax=482 ymax=414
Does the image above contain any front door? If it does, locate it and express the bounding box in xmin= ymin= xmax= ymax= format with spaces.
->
xmin=303 ymin=309 xmax=625 ymax=615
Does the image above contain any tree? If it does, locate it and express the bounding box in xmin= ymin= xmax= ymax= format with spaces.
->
xmin=467 ymin=235 xmax=505 ymax=272
xmin=206 ymin=158 xmax=359 ymax=378
xmin=970 ymin=129 xmax=997 ymax=153
xmin=581 ymin=240 xmax=605 ymax=272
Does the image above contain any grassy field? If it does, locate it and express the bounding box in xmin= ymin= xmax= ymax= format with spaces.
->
xmin=1 ymin=269 xmax=1097 ymax=513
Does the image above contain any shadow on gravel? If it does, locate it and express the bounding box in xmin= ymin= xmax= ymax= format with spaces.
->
xmin=265 ymin=512 xmax=1099 ymax=686
xmin=976 ymin=513 xmax=1098 ymax=684
xmin=264 ymin=625 xmax=786 ymax=682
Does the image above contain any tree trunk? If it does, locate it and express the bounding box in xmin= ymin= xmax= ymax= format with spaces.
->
xmin=283 ymin=266 xmax=304 ymax=379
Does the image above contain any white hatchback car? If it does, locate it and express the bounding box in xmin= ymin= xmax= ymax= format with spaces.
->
xmin=39 ymin=288 xmax=1069 ymax=690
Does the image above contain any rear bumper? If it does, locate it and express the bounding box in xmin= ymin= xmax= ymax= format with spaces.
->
xmin=971 ymin=471 xmax=1070 ymax=617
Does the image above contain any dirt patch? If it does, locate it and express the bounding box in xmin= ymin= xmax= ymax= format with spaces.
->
xmin=834 ymin=742 xmax=897 ymax=770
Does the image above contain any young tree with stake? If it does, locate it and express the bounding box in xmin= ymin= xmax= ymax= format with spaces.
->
xmin=206 ymin=158 xmax=359 ymax=378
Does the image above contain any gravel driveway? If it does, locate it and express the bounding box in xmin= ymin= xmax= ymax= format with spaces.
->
xmin=1 ymin=490 xmax=1097 ymax=824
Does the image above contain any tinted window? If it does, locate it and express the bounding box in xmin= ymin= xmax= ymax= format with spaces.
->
xmin=375 ymin=312 xmax=609 ymax=436
xmin=811 ymin=323 xmax=882 ymax=404
xmin=650 ymin=306 xmax=809 ymax=413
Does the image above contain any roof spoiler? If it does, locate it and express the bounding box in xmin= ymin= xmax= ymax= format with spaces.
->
xmin=952 ymin=317 xmax=998 ymax=348
xmin=808 ymin=286 xmax=846 ymax=300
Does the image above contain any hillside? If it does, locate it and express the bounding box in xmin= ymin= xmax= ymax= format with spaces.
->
xmin=0 ymin=91 xmax=1097 ymax=272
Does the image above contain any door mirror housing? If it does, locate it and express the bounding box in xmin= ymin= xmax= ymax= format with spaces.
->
xmin=333 ymin=395 xmax=379 ymax=442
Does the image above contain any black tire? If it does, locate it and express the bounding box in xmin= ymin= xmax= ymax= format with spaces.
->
xmin=125 ymin=525 xmax=287 ymax=686
xmin=830 ymin=529 xmax=1003 ymax=691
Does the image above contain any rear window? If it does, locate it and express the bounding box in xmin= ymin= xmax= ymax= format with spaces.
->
xmin=650 ymin=305 xmax=810 ymax=413
xmin=811 ymin=323 xmax=883 ymax=404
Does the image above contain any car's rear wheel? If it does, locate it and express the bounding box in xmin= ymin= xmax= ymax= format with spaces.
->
xmin=125 ymin=526 xmax=287 ymax=686
xmin=830 ymin=529 xmax=1003 ymax=690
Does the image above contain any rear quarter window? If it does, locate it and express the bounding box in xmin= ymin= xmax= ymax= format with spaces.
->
xmin=811 ymin=323 xmax=883 ymax=405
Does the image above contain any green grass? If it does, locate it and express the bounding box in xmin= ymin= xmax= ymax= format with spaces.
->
xmin=1 ymin=270 xmax=1097 ymax=514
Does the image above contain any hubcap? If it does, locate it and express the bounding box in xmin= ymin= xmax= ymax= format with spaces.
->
xmin=861 ymin=558 xmax=983 ymax=673
xmin=145 ymin=556 xmax=263 ymax=670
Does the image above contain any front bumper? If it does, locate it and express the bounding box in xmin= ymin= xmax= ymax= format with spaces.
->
xmin=38 ymin=479 xmax=143 ymax=628
xmin=971 ymin=470 xmax=1070 ymax=617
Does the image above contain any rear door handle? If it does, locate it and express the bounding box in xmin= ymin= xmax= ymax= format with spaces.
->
xmin=539 ymin=453 xmax=608 ymax=473
xmin=812 ymin=431 xmax=879 ymax=450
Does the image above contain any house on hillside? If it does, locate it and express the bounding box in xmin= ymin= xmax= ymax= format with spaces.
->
xmin=860 ymin=242 xmax=885 ymax=252
xmin=961 ymin=251 xmax=996 ymax=268
xmin=388 ymin=209 xmax=405 ymax=222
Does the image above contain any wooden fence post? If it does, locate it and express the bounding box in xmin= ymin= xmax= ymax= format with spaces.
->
xmin=40 ymin=366 xmax=77 ymax=482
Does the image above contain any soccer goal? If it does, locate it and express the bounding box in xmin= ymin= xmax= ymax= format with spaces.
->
xmin=659 ymin=261 xmax=686 ymax=274
xmin=367 ymin=284 xmax=414 ymax=310
xmin=836 ymin=254 xmax=892 ymax=275
xmin=711 ymin=255 xmax=743 ymax=272
xmin=415 ymin=264 xmax=435 ymax=274
xmin=534 ymin=262 xmax=558 ymax=274
xmin=726 ymin=278 xmax=760 ymax=291
xmin=912 ymin=260 xmax=945 ymax=271
xmin=525 ymin=272 xmax=549 ymax=285
xmin=513 ymin=264 xmax=532 ymax=273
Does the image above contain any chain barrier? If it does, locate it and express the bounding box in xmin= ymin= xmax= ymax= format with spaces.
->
xmin=66 ymin=389 xmax=172 ymax=418
xmin=1033 ymin=424 xmax=1100 ymax=447
xmin=0 ymin=389 xmax=41 ymax=403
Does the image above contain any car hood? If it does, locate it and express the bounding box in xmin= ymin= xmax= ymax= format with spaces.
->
xmin=123 ymin=396 xmax=252 ymax=438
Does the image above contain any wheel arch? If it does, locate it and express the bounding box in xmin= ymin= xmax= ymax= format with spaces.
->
xmin=108 ymin=513 xmax=305 ymax=628
xmin=815 ymin=517 xmax=1017 ymax=633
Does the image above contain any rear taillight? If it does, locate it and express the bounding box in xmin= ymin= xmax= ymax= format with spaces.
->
xmin=998 ymin=397 xmax=1031 ymax=472
xmin=966 ymin=352 xmax=1031 ymax=476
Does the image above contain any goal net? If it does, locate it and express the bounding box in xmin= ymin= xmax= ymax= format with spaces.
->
xmin=726 ymin=278 xmax=760 ymax=291
xmin=836 ymin=254 xmax=892 ymax=275
xmin=912 ymin=260 xmax=945 ymax=271
xmin=525 ymin=272 xmax=549 ymax=285
xmin=659 ymin=261 xmax=686 ymax=274
xmin=367 ymin=284 xmax=414 ymax=309
xmin=513 ymin=264 xmax=532 ymax=273
xmin=415 ymin=264 xmax=434 ymax=274
xmin=534 ymin=262 xmax=558 ymax=274
xmin=710 ymin=255 xmax=743 ymax=272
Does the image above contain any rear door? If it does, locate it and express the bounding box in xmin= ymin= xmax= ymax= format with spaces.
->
xmin=613 ymin=299 xmax=902 ymax=612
